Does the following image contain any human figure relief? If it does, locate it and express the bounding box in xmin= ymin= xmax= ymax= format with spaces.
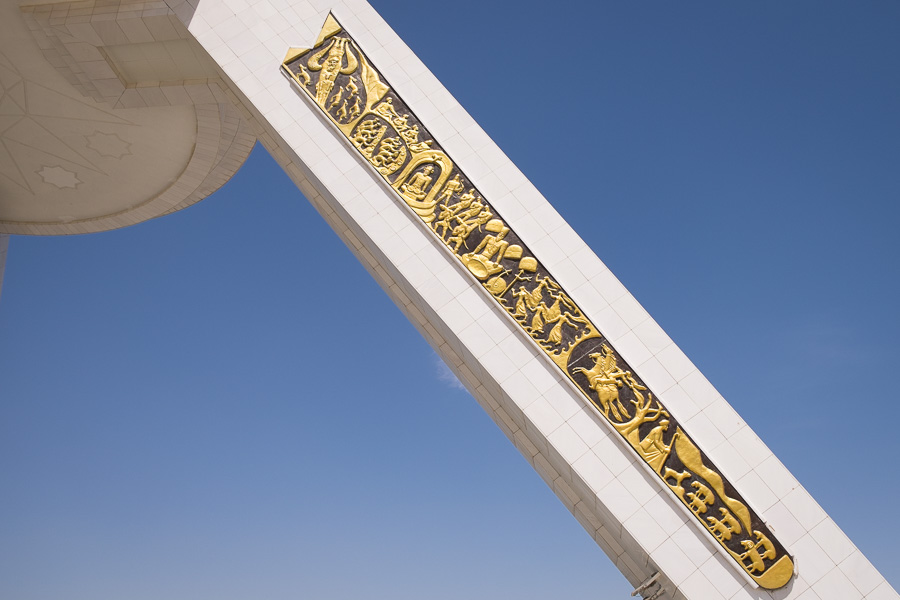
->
xmin=446 ymin=205 xmax=493 ymax=252
xmin=374 ymin=97 xmax=401 ymax=122
xmin=637 ymin=419 xmax=677 ymax=473
xmin=546 ymin=296 xmax=588 ymax=345
xmin=436 ymin=174 xmax=464 ymax=204
xmin=371 ymin=138 xmax=399 ymax=166
xmin=574 ymin=344 xmax=634 ymax=421
xmin=462 ymin=219 xmax=510 ymax=280
xmin=446 ymin=222 xmax=472 ymax=252
xmin=393 ymin=113 xmax=410 ymax=130
xmin=434 ymin=191 xmax=472 ymax=236
xmin=530 ymin=301 xmax=548 ymax=333
xmin=409 ymin=139 xmax=433 ymax=153
xmin=433 ymin=204 xmax=456 ymax=238
xmin=457 ymin=188 xmax=477 ymax=207
xmin=519 ymin=277 xmax=554 ymax=312
xmin=308 ymin=37 xmax=358 ymax=106
xmin=400 ymin=124 xmax=416 ymax=142
xmin=351 ymin=119 xmax=387 ymax=158
xmin=533 ymin=293 xmax=569 ymax=338
xmin=512 ymin=286 xmax=531 ymax=319
xmin=399 ymin=165 xmax=434 ymax=202
xmin=456 ymin=202 xmax=484 ymax=228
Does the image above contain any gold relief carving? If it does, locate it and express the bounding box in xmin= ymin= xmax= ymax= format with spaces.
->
xmin=575 ymin=344 xmax=636 ymax=421
xmin=686 ymin=482 xmax=715 ymax=515
xmin=351 ymin=118 xmax=386 ymax=158
xmin=662 ymin=467 xmax=691 ymax=499
xmin=708 ymin=508 xmax=743 ymax=541
xmin=392 ymin=153 xmax=452 ymax=223
xmin=462 ymin=219 xmax=510 ymax=280
xmin=307 ymin=36 xmax=358 ymax=106
xmin=399 ymin=164 xmax=434 ymax=202
xmin=282 ymin=15 xmax=793 ymax=589
xmin=735 ymin=531 xmax=777 ymax=574
xmin=371 ymin=136 xmax=406 ymax=175
xmin=637 ymin=419 xmax=674 ymax=473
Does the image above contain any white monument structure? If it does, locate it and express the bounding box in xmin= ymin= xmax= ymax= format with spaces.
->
xmin=0 ymin=1 xmax=895 ymax=599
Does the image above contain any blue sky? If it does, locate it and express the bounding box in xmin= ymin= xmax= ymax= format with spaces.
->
xmin=2 ymin=1 xmax=899 ymax=598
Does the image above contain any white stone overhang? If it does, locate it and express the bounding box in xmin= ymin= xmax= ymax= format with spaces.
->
xmin=0 ymin=0 xmax=257 ymax=235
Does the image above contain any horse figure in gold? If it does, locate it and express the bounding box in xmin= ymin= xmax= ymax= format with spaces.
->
xmin=573 ymin=344 xmax=633 ymax=421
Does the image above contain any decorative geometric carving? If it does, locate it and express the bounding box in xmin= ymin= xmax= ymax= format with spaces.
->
xmin=283 ymin=15 xmax=794 ymax=589
xmin=0 ymin=49 xmax=124 ymax=195
xmin=37 ymin=165 xmax=80 ymax=189
xmin=86 ymin=132 xmax=131 ymax=159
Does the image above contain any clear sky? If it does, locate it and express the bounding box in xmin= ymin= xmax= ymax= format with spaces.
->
xmin=2 ymin=1 xmax=899 ymax=599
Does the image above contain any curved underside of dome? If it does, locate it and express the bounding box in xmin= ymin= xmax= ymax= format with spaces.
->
xmin=0 ymin=0 xmax=257 ymax=235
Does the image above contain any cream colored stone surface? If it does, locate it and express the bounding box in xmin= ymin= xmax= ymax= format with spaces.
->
xmin=0 ymin=0 xmax=255 ymax=235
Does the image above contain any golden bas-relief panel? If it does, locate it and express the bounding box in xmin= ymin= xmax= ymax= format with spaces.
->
xmin=282 ymin=15 xmax=793 ymax=589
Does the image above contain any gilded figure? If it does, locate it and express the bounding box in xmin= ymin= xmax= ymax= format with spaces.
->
xmin=574 ymin=345 xmax=634 ymax=421
xmin=462 ymin=219 xmax=510 ymax=280
xmin=686 ymin=481 xmax=715 ymax=515
xmin=346 ymin=75 xmax=359 ymax=98
xmin=738 ymin=532 xmax=777 ymax=574
xmin=707 ymin=508 xmax=742 ymax=541
xmin=327 ymin=86 xmax=344 ymax=110
xmin=371 ymin=136 xmax=406 ymax=174
xmin=512 ymin=285 xmax=531 ymax=319
xmin=348 ymin=97 xmax=361 ymax=120
xmin=436 ymin=174 xmax=464 ymax=204
xmin=662 ymin=468 xmax=691 ymax=499
xmin=307 ymin=36 xmax=358 ymax=106
xmin=297 ymin=64 xmax=311 ymax=86
xmin=637 ymin=419 xmax=677 ymax=473
xmin=400 ymin=165 xmax=434 ymax=202
xmin=446 ymin=206 xmax=492 ymax=251
xmin=351 ymin=119 xmax=387 ymax=158
xmin=336 ymin=100 xmax=349 ymax=121
xmin=374 ymin=97 xmax=401 ymax=122
xmin=544 ymin=310 xmax=580 ymax=345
